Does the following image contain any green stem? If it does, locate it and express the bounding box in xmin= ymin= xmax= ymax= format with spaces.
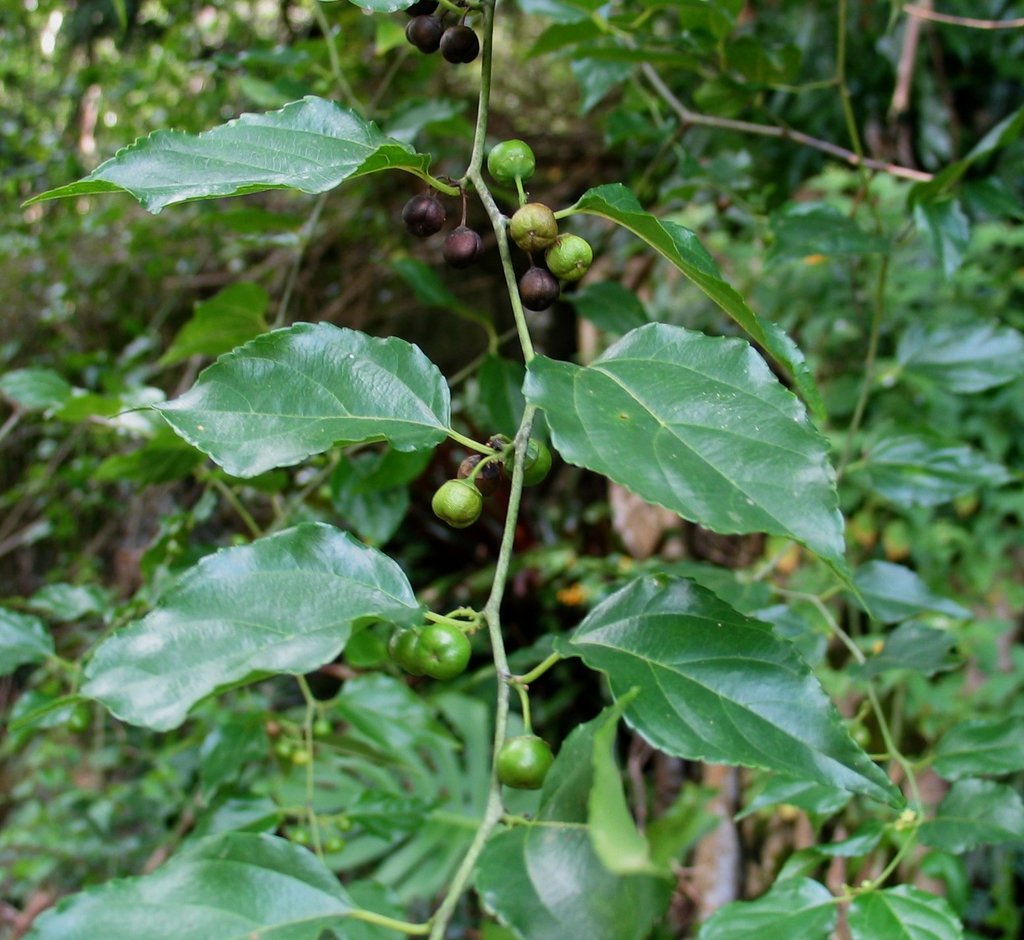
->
xmin=346 ymin=909 xmax=431 ymax=935
xmin=513 ymin=682 xmax=532 ymax=734
xmin=445 ymin=427 xmax=494 ymax=455
xmin=311 ymin=0 xmax=362 ymax=111
xmin=513 ymin=651 xmax=561 ymax=686
xmin=208 ymin=476 xmax=263 ymax=539
xmin=424 ymin=609 xmax=482 ymax=631
xmin=296 ymin=675 xmax=323 ymax=858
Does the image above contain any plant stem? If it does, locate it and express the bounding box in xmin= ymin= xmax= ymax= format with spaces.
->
xmin=446 ymin=427 xmax=493 ymax=454
xmin=311 ymin=0 xmax=362 ymax=111
xmin=513 ymin=651 xmax=561 ymax=685
xmin=208 ymin=476 xmax=263 ymax=539
xmin=274 ymin=191 xmax=328 ymax=329
xmin=346 ymin=909 xmax=431 ymax=935
xmin=296 ymin=675 xmax=324 ymax=858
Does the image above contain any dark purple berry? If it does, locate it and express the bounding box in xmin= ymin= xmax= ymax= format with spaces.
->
xmin=404 ymin=0 xmax=439 ymax=15
xmin=519 ymin=266 xmax=560 ymax=311
xmin=405 ymin=15 xmax=444 ymax=53
xmin=443 ymin=226 xmax=483 ymax=268
xmin=440 ymin=25 xmax=480 ymax=64
xmin=403 ymin=193 xmax=446 ymax=237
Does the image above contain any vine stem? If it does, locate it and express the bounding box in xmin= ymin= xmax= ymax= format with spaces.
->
xmin=637 ymin=62 xmax=932 ymax=183
xmin=904 ymin=4 xmax=1024 ymax=29
xmin=296 ymin=675 xmax=324 ymax=858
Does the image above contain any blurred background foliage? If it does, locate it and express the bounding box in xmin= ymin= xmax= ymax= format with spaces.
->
xmin=1 ymin=1 xmax=1022 ymax=936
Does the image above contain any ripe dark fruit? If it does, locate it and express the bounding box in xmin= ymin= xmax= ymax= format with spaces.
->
xmin=443 ymin=225 xmax=483 ymax=268
xmin=405 ymin=15 xmax=444 ymax=53
xmin=487 ymin=139 xmax=536 ymax=184
xmin=545 ymin=233 xmax=593 ymax=282
xmin=509 ymin=203 xmax=558 ymax=253
xmin=404 ymin=0 xmax=438 ymax=15
xmin=440 ymin=24 xmax=480 ymax=64
xmin=389 ymin=628 xmax=426 ymax=676
xmin=458 ymin=453 xmax=502 ymax=496
xmin=432 ymin=479 xmax=484 ymax=528
xmin=416 ymin=623 xmax=472 ymax=680
xmin=519 ymin=266 xmax=560 ymax=311
xmin=402 ymin=193 xmax=446 ymax=237
xmin=496 ymin=735 xmax=554 ymax=789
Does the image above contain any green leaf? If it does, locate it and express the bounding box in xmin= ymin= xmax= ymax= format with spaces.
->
xmin=920 ymin=779 xmax=1024 ymax=853
xmin=0 ymin=608 xmax=54 ymax=676
xmin=476 ymin=707 xmax=672 ymax=940
xmin=896 ymin=322 xmax=1024 ymax=394
xmin=390 ymin=257 xmax=494 ymax=337
xmin=524 ymin=323 xmax=846 ymax=568
xmin=0 ymin=368 xmax=73 ymax=412
xmin=473 ymin=355 xmax=526 ymax=437
xmin=588 ymin=690 xmax=664 ymax=876
xmin=23 ymin=831 xmax=397 ymax=940
xmin=855 ymin=621 xmax=958 ymax=678
xmin=736 ymin=777 xmax=851 ymax=821
xmin=563 ymin=281 xmax=650 ymax=335
xmin=568 ymin=184 xmax=820 ymax=407
xmin=558 ymin=576 xmax=901 ymax=806
xmin=913 ymin=198 xmax=970 ymax=279
xmin=81 ymin=523 xmax=423 ymax=730
xmin=160 ymin=283 xmax=270 ymax=366
xmin=854 ymin=432 xmax=1010 ymax=508
xmin=93 ymin=429 xmax=205 ymax=485
xmin=848 ymin=885 xmax=963 ymax=940
xmin=344 ymin=0 xmax=420 ymax=12
xmin=852 ymin=561 xmax=970 ymax=625
xmin=697 ymin=878 xmax=837 ymax=940
xmin=28 ymin=96 xmax=433 ymax=213
xmin=26 ymin=583 xmax=109 ymax=621
xmin=331 ymin=452 xmax=413 ymax=546
xmin=199 ymin=714 xmax=269 ymax=799
xmin=768 ymin=203 xmax=888 ymax=261
xmin=933 ymin=717 xmax=1024 ymax=781
xmin=155 ymin=322 xmax=451 ymax=477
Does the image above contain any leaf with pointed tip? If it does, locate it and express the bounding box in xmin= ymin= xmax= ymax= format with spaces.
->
xmin=27 ymin=97 xmax=434 ymax=213
xmin=0 ymin=608 xmax=54 ymax=676
xmin=697 ymin=878 xmax=837 ymax=940
xmin=524 ymin=323 xmax=846 ymax=568
xmin=569 ymin=184 xmax=822 ymax=414
xmin=848 ymin=886 xmax=963 ymax=940
xmin=155 ymin=322 xmax=450 ymax=477
xmin=852 ymin=561 xmax=969 ymax=624
xmin=24 ymin=831 xmax=398 ymax=940
xmin=558 ymin=577 xmax=902 ymax=806
xmin=896 ymin=322 xmax=1024 ymax=394
xmin=82 ymin=523 xmax=423 ymax=730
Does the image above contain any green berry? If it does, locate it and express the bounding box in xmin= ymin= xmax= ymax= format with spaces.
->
xmin=291 ymin=748 xmax=312 ymax=766
xmin=416 ymin=622 xmax=472 ymax=680
xmin=388 ymin=628 xmax=426 ymax=676
xmin=487 ymin=139 xmax=536 ymax=184
xmin=313 ymin=718 xmax=332 ymax=737
xmin=509 ymin=203 xmax=558 ymax=253
xmin=544 ymin=233 xmax=593 ymax=282
xmin=432 ymin=479 xmax=483 ymax=528
xmin=496 ymin=735 xmax=554 ymax=790
xmin=324 ymin=836 xmax=346 ymax=853
xmin=505 ymin=438 xmax=552 ymax=486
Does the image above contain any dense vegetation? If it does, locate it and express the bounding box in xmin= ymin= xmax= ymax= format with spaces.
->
xmin=1 ymin=1 xmax=1022 ymax=938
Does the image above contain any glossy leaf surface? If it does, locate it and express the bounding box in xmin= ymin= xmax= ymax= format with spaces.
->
xmin=933 ymin=717 xmax=1024 ymax=780
xmin=524 ymin=323 xmax=845 ymax=567
xmin=896 ymin=322 xmax=1024 ymax=393
xmin=29 ymin=97 xmax=433 ymax=213
xmin=0 ymin=608 xmax=54 ymax=675
xmin=559 ymin=577 xmax=900 ymax=805
xmin=919 ymin=779 xmax=1024 ymax=853
xmin=697 ymin=878 xmax=837 ymax=940
xmin=855 ymin=621 xmax=958 ymax=678
xmin=848 ymin=885 xmax=963 ymax=940
xmin=852 ymin=561 xmax=970 ymax=624
xmin=24 ymin=831 xmax=397 ymax=940
xmin=156 ymin=323 xmax=450 ymax=477
xmin=82 ymin=524 xmax=423 ymax=730
xmin=160 ymin=283 xmax=270 ymax=366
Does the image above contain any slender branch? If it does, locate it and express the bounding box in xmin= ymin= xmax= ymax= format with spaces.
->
xmin=513 ymin=651 xmax=561 ymax=686
xmin=904 ymin=5 xmax=1024 ymax=29
xmin=311 ymin=0 xmax=363 ymax=110
xmin=0 ymin=409 xmax=21 ymax=447
xmin=208 ymin=475 xmax=263 ymax=539
xmin=346 ymin=909 xmax=431 ymax=935
xmin=296 ymin=675 xmax=324 ymax=858
xmin=638 ymin=63 xmax=933 ymax=183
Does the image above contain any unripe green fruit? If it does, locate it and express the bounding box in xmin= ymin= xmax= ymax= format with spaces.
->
xmin=544 ymin=233 xmax=593 ymax=282
xmin=291 ymin=748 xmax=312 ymax=766
xmin=313 ymin=718 xmax=332 ymax=737
xmin=323 ymin=836 xmax=346 ymax=853
xmin=432 ymin=479 xmax=483 ymax=528
xmin=496 ymin=735 xmax=554 ymax=789
xmin=523 ymin=439 xmax=552 ymax=486
xmin=416 ymin=623 xmax=472 ymax=680
xmin=509 ymin=203 xmax=558 ymax=253
xmin=388 ymin=628 xmax=426 ymax=676
xmin=487 ymin=139 xmax=535 ymax=184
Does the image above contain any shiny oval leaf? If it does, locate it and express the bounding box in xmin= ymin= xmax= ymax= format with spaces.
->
xmin=568 ymin=184 xmax=821 ymax=411
xmin=848 ymin=885 xmax=963 ymax=940
xmin=82 ymin=523 xmax=423 ymax=730
xmin=156 ymin=322 xmax=451 ymax=477
xmin=28 ymin=96 xmax=433 ymax=213
xmin=524 ymin=323 xmax=845 ymax=568
xmin=933 ymin=717 xmax=1024 ymax=781
xmin=25 ymin=831 xmax=395 ymax=940
xmin=896 ymin=322 xmax=1024 ymax=393
xmin=852 ymin=561 xmax=970 ymax=625
xmin=919 ymin=779 xmax=1024 ymax=853
xmin=697 ymin=878 xmax=837 ymax=940
xmin=558 ymin=576 xmax=901 ymax=806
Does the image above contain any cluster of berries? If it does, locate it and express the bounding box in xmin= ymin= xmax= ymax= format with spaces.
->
xmin=403 ymin=0 xmax=480 ymax=65
xmin=402 ymin=191 xmax=484 ymax=269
